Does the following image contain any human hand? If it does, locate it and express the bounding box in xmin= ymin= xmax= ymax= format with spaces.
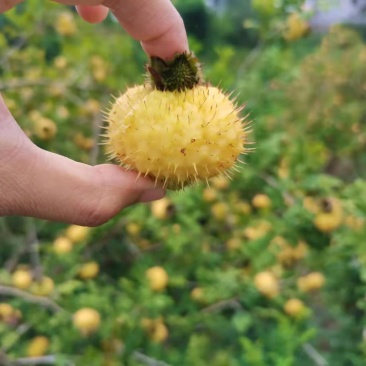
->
xmin=0 ymin=0 xmax=188 ymax=226
xmin=0 ymin=0 xmax=188 ymax=59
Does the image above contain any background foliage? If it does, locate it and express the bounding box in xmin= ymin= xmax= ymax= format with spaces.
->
xmin=1 ymin=0 xmax=366 ymax=365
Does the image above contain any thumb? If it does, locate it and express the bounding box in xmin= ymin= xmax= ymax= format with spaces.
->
xmin=0 ymin=95 xmax=165 ymax=226
xmin=18 ymin=148 xmax=166 ymax=226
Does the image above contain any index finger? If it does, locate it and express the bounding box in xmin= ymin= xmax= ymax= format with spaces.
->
xmin=103 ymin=0 xmax=189 ymax=59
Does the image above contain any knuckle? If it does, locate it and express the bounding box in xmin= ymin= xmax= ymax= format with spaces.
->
xmin=78 ymin=195 xmax=113 ymax=227
xmin=76 ymin=171 xmax=119 ymax=227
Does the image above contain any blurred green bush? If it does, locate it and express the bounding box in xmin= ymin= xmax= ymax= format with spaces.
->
xmin=0 ymin=0 xmax=366 ymax=365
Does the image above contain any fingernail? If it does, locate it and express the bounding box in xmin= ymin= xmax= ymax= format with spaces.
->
xmin=138 ymin=189 xmax=166 ymax=203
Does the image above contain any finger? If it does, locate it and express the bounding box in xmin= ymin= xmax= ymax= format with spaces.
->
xmin=104 ymin=0 xmax=188 ymax=59
xmin=0 ymin=0 xmax=23 ymax=13
xmin=76 ymin=4 xmax=109 ymax=23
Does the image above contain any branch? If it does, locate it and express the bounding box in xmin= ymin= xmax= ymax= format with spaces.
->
xmin=4 ymin=246 xmax=27 ymax=273
xmin=25 ymin=218 xmax=43 ymax=281
xmin=1 ymin=323 xmax=32 ymax=353
xmin=260 ymin=173 xmax=295 ymax=206
xmin=6 ymin=351 xmax=169 ymax=366
xmin=0 ymin=285 xmax=66 ymax=313
xmin=201 ymin=297 xmax=243 ymax=313
xmin=133 ymin=351 xmax=171 ymax=366
xmin=13 ymin=355 xmax=56 ymax=365
xmin=302 ymin=343 xmax=328 ymax=366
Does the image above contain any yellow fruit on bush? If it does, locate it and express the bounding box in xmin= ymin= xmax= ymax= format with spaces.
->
xmin=74 ymin=133 xmax=95 ymax=151
xmin=55 ymin=11 xmax=77 ymax=36
xmin=225 ymin=237 xmax=242 ymax=251
xmin=54 ymin=56 xmax=68 ymax=69
xmin=284 ymin=298 xmax=305 ymax=318
xmin=27 ymin=336 xmax=50 ymax=357
xmin=314 ymin=213 xmax=342 ymax=232
xmin=278 ymin=157 xmax=289 ymax=179
xmin=73 ymin=308 xmax=101 ymax=335
xmin=190 ymin=287 xmax=205 ymax=303
xmin=303 ymin=196 xmax=319 ymax=214
xmin=30 ymin=276 xmax=55 ymax=297
xmin=313 ymin=197 xmax=343 ymax=232
xmin=53 ymin=236 xmax=73 ymax=254
xmin=33 ymin=117 xmax=57 ymax=140
xmin=271 ymin=237 xmax=308 ymax=266
xmin=57 ymin=106 xmax=70 ymax=119
xmin=297 ymin=272 xmax=325 ymax=292
xmin=0 ymin=303 xmax=21 ymax=325
xmin=49 ymin=85 xmax=65 ymax=97
xmin=78 ymin=262 xmax=100 ymax=280
xmin=254 ymin=271 xmax=279 ymax=298
xmin=12 ymin=269 xmax=32 ymax=290
xmin=244 ymin=221 xmax=271 ymax=240
xmin=126 ymin=222 xmax=141 ymax=236
xmin=82 ymin=99 xmax=101 ymax=115
xmin=91 ymin=56 xmax=108 ymax=82
xmin=151 ymin=197 xmax=172 ymax=219
xmin=283 ymin=13 xmax=310 ymax=42
xmin=202 ymin=187 xmax=218 ymax=202
xmin=145 ymin=266 xmax=169 ymax=292
xmin=211 ymin=202 xmax=229 ymax=221
xmin=252 ymin=193 xmax=271 ymax=209
xmin=65 ymin=225 xmax=90 ymax=243
xmin=150 ymin=321 xmax=169 ymax=343
xmin=0 ymin=303 xmax=14 ymax=321
xmin=172 ymin=223 xmax=181 ymax=234
xmin=104 ymin=52 xmax=247 ymax=190
xmin=344 ymin=215 xmax=364 ymax=231
xmin=141 ymin=317 xmax=168 ymax=342
xmin=101 ymin=338 xmax=124 ymax=354
xmin=235 ymin=201 xmax=251 ymax=215
xmin=211 ymin=175 xmax=231 ymax=190
xmin=140 ymin=317 xmax=154 ymax=329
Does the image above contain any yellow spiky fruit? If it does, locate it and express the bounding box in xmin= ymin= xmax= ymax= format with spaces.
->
xmin=104 ymin=52 xmax=247 ymax=190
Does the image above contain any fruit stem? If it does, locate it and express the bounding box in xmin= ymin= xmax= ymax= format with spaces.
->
xmin=147 ymin=52 xmax=204 ymax=92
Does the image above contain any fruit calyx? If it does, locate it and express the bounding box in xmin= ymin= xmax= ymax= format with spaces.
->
xmin=147 ymin=51 xmax=204 ymax=92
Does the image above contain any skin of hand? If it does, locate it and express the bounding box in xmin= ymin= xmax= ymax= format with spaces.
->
xmin=0 ymin=0 xmax=188 ymax=226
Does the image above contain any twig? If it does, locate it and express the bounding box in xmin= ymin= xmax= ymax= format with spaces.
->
xmin=1 ymin=323 xmax=32 ymax=353
xmin=260 ymin=173 xmax=295 ymax=206
xmin=0 ymin=285 xmax=66 ymax=313
xmin=236 ymin=41 xmax=264 ymax=80
xmin=133 ymin=351 xmax=171 ymax=366
xmin=5 ymin=351 xmax=168 ymax=366
xmin=236 ymin=28 xmax=284 ymax=80
xmin=201 ymin=297 xmax=243 ymax=313
xmin=25 ymin=218 xmax=43 ymax=282
xmin=302 ymin=343 xmax=328 ymax=366
xmin=13 ymin=355 xmax=56 ymax=365
xmin=4 ymin=246 xmax=27 ymax=273
xmin=0 ymin=351 xmax=12 ymax=366
xmin=0 ymin=35 xmax=31 ymax=68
